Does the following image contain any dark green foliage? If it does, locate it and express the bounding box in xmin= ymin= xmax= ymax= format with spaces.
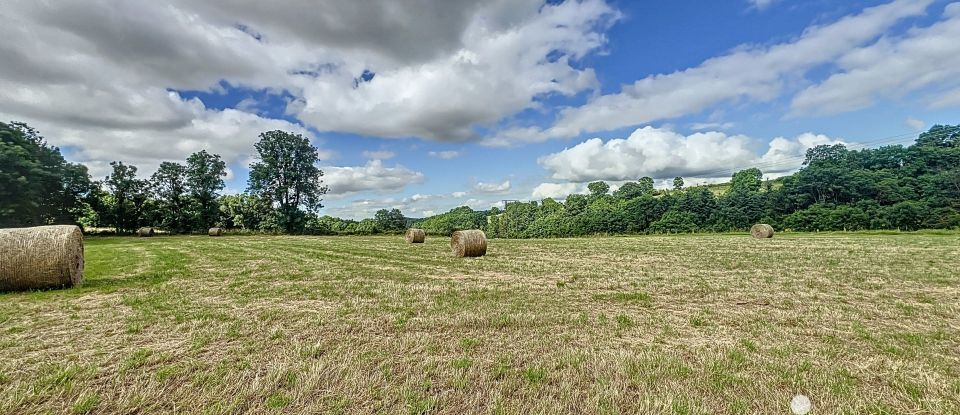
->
xmin=186 ymin=150 xmax=226 ymax=229
xmin=587 ymin=181 xmax=610 ymax=196
xmin=473 ymin=125 xmax=960 ymax=237
xmin=247 ymin=130 xmax=328 ymax=233
xmin=649 ymin=211 xmax=698 ymax=233
xmin=374 ymin=208 xmax=406 ymax=233
xmin=218 ymin=193 xmax=274 ymax=231
xmin=150 ymin=162 xmax=191 ymax=233
xmin=0 ymin=122 xmax=95 ymax=227
xmin=415 ymin=206 xmax=486 ymax=236
xmin=103 ymin=161 xmax=151 ymax=234
xmin=2 ymin=122 xmax=958 ymax=237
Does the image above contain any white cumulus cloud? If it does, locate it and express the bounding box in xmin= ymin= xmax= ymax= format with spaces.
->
xmin=532 ymin=183 xmax=584 ymax=200
xmin=538 ymin=126 xmax=843 ymax=182
xmin=323 ymin=160 xmax=426 ymax=196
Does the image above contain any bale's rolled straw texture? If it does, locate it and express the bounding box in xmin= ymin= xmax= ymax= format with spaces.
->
xmin=450 ymin=230 xmax=487 ymax=257
xmin=208 ymin=227 xmax=224 ymax=237
xmin=751 ymin=224 xmax=775 ymax=239
xmin=0 ymin=225 xmax=84 ymax=291
xmin=405 ymin=228 xmax=425 ymax=243
xmin=137 ymin=227 xmax=155 ymax=237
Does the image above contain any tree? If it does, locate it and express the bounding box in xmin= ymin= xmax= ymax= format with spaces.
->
xmin=649 ymin=211 xmax=698 ymax=234
xmin=218 ymin=193 xmax=274 ymax=231
xmin=673 ymin=177 xmax=684 ymax=191
xmin=803 ymin=144 xmax=849 ymax=165
xmin=186 ymin=150 xmax=227 ymax=230
xmin=247 ymin=131 xmax=328 ymax=233
xmin=614 ymin=181 xmax=649 ymax=199
xmin=587 ymin=181 xmax=610 ymax=196
xmin=730 ymin=168 xmax=763 ymax=193
xmin=0 ymin=122 xmax=94 ymax=227
xmin=151 ymin=162 xmax=191 ymax=233
xmin=916 ymin=124 xmax=959 ymax=148
xmin=374 ymin=208 xmax=406 ymax=233
xmin=104 ymin=161 xmax=149 ymax=233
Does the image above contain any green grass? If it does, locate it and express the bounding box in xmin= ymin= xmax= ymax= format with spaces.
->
xmin=0 ymin=233 xmax=959 ymax=414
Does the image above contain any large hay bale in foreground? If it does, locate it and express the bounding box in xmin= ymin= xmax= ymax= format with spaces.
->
xmin=751 ymin=224 xmax=775 ymax=239
xmin=0 ymin=225 xmax=84 ymax=291
xmin=450 ymin=230 xmax=487 ymax=257
xmin=208 ymin=227 xmax=224 ymax=237
xmin=405 ymin=228 xmax=425 ymax=243
xmin=137 ymin=227 xmax=155 ymax=237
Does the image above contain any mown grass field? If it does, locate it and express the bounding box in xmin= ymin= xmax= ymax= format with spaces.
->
xmin=1 ymin=233 xmax=959 ymax=414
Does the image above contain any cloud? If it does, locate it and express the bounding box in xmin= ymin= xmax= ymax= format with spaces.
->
xmin=0 ymin=1 xmax=323 ymax=178
xmin=288 ymin=0 xmax=619 ymax=141
xmin=747 ymin=0 xmax=778 ymax=10
xmin=790 ymin=5 xmax=960 ymax=116
xmin=532 ymin=182 xmax=584 ymax=200
xmin=490 ymin=0 xmax=933 ymax=144
xmin=905 ymin=117 xmax=926 ymax=132
xmin=428 ymin=150 xmax=463 ymax=159
xmin=362 ymin=150 xmax=396 ymax=160
xmin=538 ymin=126 xmax=843 ymax=182
xmin=451 ymin=191 xmax=468 ymax=198
xmin=757 ymin=133 xmax=844 ymax=173
xmin=473 ymin=180 xmax=512 ymax=194
xmin=323 ymin=160 xmax=426 ymax=196
xmin=0 ymin=0 xmax=618 ymax=178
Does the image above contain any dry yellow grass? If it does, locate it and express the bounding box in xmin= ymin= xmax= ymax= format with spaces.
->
xmin=0 ymin=233 xmax=958 ymax=414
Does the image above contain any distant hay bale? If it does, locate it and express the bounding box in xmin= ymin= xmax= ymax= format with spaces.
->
xmin=0 ymin=225 xmax=84 ymax=291
xmin=208 ymin=227 xmax=224 ymax=237
xmin=751 ymin=224 xmax=775 ymax=239
xmin=450 ymin=230 xmax=487 ymax=257
xmin=405 ymin=228 xmax=425 ymax=243
xmin=137 ymin=227 xmax=155 ymax=237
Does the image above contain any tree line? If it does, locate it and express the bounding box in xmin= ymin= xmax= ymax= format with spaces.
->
xmin=2 ymin=121 xmax=958 ymax=236
xmin=1 ymin=122 xmax=330 ymax=234
xmin=417 ymin=125 xmax=960 ymax=236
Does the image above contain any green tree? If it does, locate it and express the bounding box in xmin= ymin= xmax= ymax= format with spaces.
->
xmin=374 ymin=208 xmax=406 ymax=233
xmin=649 ymin=211 xmax=697 ymax=234
xmin=150 ymin=161 xmax=191 ymax=233
xmin=0 ymin=122 xmax=94 ymax=227
xmin=186 ymin=150 xmax=227 ymax=230
xmin=218 ymin=193 xmax=273 ymax=231
xmin=587 ymin=181 xmax=610 ymax=196
xmin=104 ymin=161 xmax=150 ymax=233
xmin=614 ymin=181 xmax=651 ymax=199
xmin=673 ymin=177 xmax=684 ymax=191
xmin=730 ymin=168 xmax=763 ymax=193
xmin=247 ymin=131 xmax=328 ymax=233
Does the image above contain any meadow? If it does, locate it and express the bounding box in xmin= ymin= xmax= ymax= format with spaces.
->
xmin=1 ymin=233 xmax=958 ymax=414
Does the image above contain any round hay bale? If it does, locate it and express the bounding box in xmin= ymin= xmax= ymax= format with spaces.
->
xmin=450 ymin=229 xmax=487 ymax=257
xmin=208 ymin=227 xmax=224 ymax=237
xmin=750 ymin=224 xmax=775 ymax=239
xmin=405 ymin=228 xmax=425 ymax=243
xmin=0 ymin=225 xmax=84 ymax=291
xmin=137 ymin=227 xmax=155 ymax=237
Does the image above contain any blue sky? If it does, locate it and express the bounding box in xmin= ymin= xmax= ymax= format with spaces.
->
xmin=2 ymin=0 xmax=958 ymax=218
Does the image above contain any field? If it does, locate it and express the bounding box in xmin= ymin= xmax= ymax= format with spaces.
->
xmin=1 ymin=233 xmax=959 ymax=414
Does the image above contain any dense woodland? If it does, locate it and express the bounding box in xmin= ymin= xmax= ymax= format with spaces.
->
xmin=2 ymin=121 xmax=958 ymax=236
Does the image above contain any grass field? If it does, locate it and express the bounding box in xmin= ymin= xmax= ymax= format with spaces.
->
xmin=1 ymin=233 xmax=959 ymax=414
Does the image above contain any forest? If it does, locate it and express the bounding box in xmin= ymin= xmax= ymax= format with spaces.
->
xmin=2 ymin=121 xmax=958 ymax=236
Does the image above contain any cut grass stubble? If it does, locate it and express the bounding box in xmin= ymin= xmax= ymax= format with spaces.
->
xmin=0 ymin=233 xmax=958 ymax=414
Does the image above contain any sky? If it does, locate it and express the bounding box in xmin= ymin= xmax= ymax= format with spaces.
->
xmin=2 ymin=0 xmax=958 ymax=219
